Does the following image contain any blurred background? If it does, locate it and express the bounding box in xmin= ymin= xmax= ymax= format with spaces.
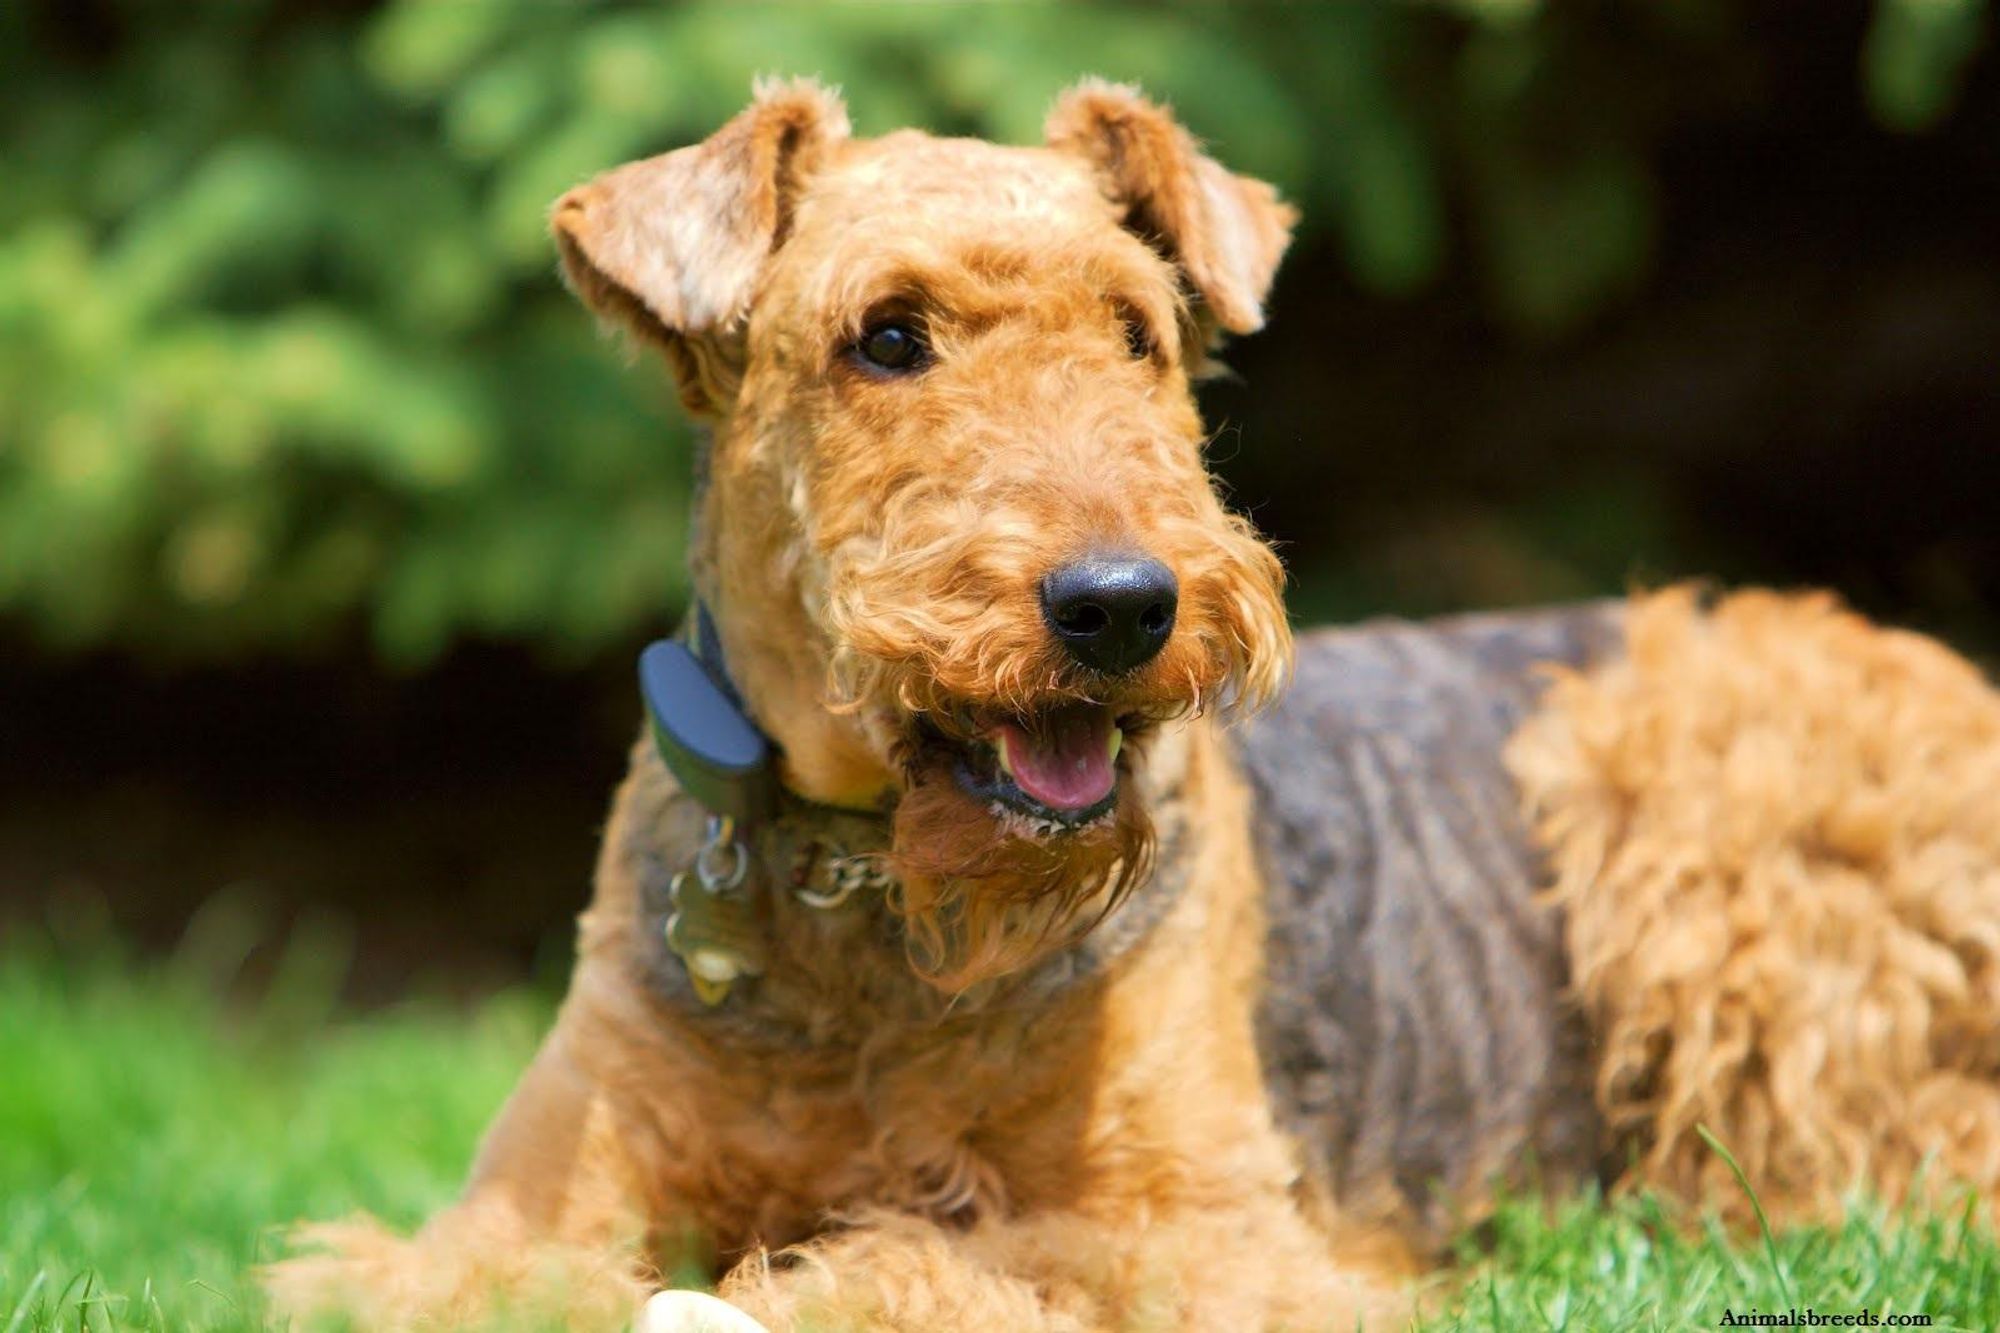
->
xmin=3 ymin=0 xmax=1995 ymax=999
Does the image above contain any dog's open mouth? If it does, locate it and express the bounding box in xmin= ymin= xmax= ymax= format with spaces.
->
xmin=936 ymin=703 xmax=1126 ymax=830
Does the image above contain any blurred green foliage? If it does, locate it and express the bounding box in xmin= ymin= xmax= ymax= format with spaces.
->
xmin=0 ymin=0 xmax=1988 ymax=663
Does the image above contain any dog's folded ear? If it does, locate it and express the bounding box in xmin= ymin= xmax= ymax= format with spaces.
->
xmin=551 ymin=78 xmax=849 ymax=412
xmin=1046 ymin=79 xmax=1297 ymax=336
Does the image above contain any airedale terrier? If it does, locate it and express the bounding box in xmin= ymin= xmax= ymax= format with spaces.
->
xmin=269 ymin=79 xmax=2000 ymax=1332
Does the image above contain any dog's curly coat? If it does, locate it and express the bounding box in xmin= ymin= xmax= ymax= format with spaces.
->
xmin=266 ymin=78 xmax=2000 ymax=1332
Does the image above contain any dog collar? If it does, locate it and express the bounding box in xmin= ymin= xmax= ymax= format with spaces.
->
xmin=638 ymin=600 xmax=896 ymax=1003
xmin=637 ymin=601 xmax=779 ymax=828
xmin=637 ymin=602 xmax=781 ymax=1004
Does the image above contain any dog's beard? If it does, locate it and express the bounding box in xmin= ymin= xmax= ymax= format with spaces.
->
xmin=887 ymin=747 xmax=1155 ymax=993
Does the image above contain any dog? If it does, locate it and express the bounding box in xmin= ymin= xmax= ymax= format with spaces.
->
xmin=267 ymin=78 xmax=2000 ymax=1332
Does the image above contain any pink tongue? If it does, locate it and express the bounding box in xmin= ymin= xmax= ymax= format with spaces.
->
xmin=995 ymin=708 xmax=1116 ymax=812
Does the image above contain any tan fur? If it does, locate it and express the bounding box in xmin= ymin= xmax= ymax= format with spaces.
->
xmin=886 ymin=747 xmax=1155 ymax=990
xmin=1509 ymin=586 xmax=2000 ymax=1222
xmin=1044 ymin=78 xmax=1297 ymax=337
xmin=266 ymin=75 xmax=2000 ymax=1332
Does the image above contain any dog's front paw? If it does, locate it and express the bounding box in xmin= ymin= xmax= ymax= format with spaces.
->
xmin=639 ymin=1290 xmax=774 ymax=1333
xmin=268 ymin=1209 xmax=650 ymax=1331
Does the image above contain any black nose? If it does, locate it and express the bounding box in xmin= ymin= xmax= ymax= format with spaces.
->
xmin=1040 ymin=555 xmax=1178 ymax=675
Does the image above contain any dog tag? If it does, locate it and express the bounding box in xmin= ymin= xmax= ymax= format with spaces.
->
xmin=664 ymin=871 xmax=769 ymax=1006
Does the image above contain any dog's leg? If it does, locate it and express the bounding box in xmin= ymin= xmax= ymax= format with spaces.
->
xmin=265 ymin=984 xmax=669 ymax=1331
xmin=715 ymin=1197 xmax=1412 ymax=1333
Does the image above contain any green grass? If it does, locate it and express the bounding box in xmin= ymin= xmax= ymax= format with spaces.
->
xmin=1428 ymin=1191 xmax=1999 ymax=1331
xmin=4 ymin=932 xmax=1998 ymax=1332
xmin=0 ymin=930 xmax=546 ymax=1332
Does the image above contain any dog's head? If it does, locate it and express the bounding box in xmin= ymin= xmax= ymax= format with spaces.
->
xmin=555 ymin=78 xmax=1294 ymax=986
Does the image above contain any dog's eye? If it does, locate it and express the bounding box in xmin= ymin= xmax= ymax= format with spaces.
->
xmin=855 ymin=323 xmax=928 ymax=374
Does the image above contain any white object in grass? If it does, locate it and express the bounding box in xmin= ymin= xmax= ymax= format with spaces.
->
xmin=637 ymin=1289 xmax=773 ymax=1333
